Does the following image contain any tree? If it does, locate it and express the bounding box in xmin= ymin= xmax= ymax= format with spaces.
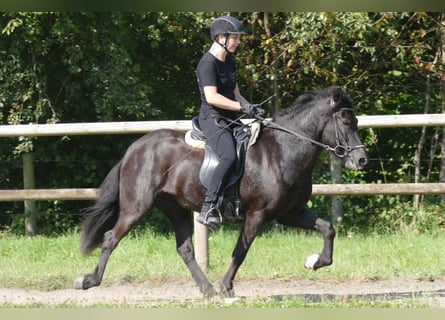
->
xmin=1 ymin=12 xmax=445 ymax=234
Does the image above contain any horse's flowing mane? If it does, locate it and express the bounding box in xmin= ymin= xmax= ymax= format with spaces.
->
xmin=272 ymin=86 xmax=353 ymax=125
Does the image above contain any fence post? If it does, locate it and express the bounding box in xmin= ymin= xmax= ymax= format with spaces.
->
xmin=329 ymin=153 xmax=343 ymax=225
xmin=193 ymin=212 xmax=208 ymax=272
xmin=23 ymin=152 xmax=36 ymax=236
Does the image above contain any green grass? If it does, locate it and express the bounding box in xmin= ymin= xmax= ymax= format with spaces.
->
xmin=208 ymin=229 xmax=445 ymax=282
xmin=0 ymin=229 xmax=444 ymax=289
xmin=0 ymin=228 xmax=444 ymax=307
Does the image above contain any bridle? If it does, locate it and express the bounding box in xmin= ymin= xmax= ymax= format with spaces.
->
xmin=255 ymin=98 xmax=365 ymax=159
xmin=329 ymin=108 xmax=366 ymax=158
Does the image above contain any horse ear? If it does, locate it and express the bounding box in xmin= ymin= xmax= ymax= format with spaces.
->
xmin=333 ymin=87 xmax=343 ymax=103
xmin=328 ymin=87 xmax=345 ymax=111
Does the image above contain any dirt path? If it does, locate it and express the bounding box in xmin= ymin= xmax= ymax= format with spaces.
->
xmin=1 ymin=277 xmax=445 ymax=307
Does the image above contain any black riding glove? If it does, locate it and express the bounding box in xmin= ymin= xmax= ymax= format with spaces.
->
xmin=240 ymin=103 xmax=266 ymax=118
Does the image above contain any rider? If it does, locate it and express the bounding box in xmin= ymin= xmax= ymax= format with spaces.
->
xmin=195 ymin=15 xmax=265 ymax=231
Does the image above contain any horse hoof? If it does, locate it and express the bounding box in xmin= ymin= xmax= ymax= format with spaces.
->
xmin=304 ymin=253 xmax=320 ymax=269
xmin=224 ymin=297 xmax=241 ymax=304
xmin=73 ymin=276 xmax=85 ymax=290
xmin=219 ymin=286 xmax=235 ymax=298
xmin=199 ymin=283 xmax=217 ymax=299
xmin=203 ymin=289 xmax=217 ymax=299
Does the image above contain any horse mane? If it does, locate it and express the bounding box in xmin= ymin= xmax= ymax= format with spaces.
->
xmin=273 ymin=86 xmax=353 ymax=124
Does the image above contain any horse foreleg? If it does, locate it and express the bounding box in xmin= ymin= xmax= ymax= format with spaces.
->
xmin=308 ymin=216 xmax=335 ymax=270
xmin=277 ymin=208 xmax=335 ymax=270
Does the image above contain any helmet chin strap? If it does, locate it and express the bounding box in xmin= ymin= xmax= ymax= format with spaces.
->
xmin=217 ymin=34 xmax=230 ymax=53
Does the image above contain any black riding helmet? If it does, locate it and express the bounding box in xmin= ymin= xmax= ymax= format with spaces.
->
xmin=210 ymin=16 xmax=248 ymax=41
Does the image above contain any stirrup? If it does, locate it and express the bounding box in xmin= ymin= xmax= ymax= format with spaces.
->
xmin=196 ymin=207 xmax=222 ymax=231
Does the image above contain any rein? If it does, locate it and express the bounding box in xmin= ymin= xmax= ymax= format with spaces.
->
xmin=255 ymin=105 xmax=365 ymax=159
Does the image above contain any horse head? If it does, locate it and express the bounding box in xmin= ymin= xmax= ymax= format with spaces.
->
xmin=322 ymin=87 xmax=369 ymax=170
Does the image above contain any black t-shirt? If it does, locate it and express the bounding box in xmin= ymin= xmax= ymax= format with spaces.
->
xmin=196 ymin=52 xmax=239 ymax=120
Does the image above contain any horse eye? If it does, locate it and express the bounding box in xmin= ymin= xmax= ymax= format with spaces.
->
xmin=342 ymin=120 xmax=350 ymax=126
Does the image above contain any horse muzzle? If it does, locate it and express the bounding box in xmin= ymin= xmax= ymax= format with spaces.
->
xmin=344 ymin=146 xmax=368 ymax=170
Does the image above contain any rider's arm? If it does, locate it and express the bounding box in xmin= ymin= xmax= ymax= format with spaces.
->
xmin=234 ymin=83 xmax=249 ymax=107
xmin=203 ymin=85 xmax=243 ymax=112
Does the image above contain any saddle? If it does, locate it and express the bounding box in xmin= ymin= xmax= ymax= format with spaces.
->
xmin=184 ymin=116 xmax=261 ymax=222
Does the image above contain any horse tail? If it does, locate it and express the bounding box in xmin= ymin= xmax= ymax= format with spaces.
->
xmin=79 ymin=160 xmax=122 ymax=255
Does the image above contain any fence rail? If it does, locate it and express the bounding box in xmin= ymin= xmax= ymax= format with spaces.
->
xmin=1 ymin=114 xmax=445 ymax=202
xmin=1 ymin=183 xmax=445 ymax=202
xmin=1 ymin=113 xmax=445 ymax=138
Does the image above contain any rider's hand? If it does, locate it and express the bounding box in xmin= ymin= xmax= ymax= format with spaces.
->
xmin=240 ymin=103 xmax=266 ymax=118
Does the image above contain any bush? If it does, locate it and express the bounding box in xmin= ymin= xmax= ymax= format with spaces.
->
xmin=8 ymin=201 xmax=79 ymax=236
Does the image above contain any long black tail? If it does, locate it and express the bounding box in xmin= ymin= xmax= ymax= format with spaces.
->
xmin=79 ymin=161 xmax=122 ymax=255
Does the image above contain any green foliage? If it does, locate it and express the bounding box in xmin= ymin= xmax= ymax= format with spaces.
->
xmin=371 ymin=201 xmax=445 ymax=234
xmin=8 ymin=202 xmax=79 ymax=236
xmin=1 ymin=12 xmax=445 ymax=235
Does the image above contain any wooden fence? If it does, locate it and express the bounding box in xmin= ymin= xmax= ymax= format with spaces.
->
xmin=2 ymin=114 xmax=445 ymax=270
xmin=1 ymin=183 xmax=445 ymax=201
xmin=1 ymin=113 xmax=445 ymax=138
xmin=2 ymin=113 xmax=445 ymax=201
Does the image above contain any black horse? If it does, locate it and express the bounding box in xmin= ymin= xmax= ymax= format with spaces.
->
xmin=74 ymin=86 xmax=368 ymax=297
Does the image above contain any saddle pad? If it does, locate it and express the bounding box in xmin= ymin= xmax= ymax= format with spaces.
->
xmin=184 ymin=121 xmax=261 ymax=149
xmin=184 ymin=130 xmax=206 ymax=148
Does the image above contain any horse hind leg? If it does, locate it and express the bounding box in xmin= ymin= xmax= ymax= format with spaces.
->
xmin=74 ymin=205 xmax=149 ymax=290
xmin=220 ymin=213 xmax=266 ymax=298
xmin=157 ymin=198 xmax=217 ymax=298
xmin=74 ymin=228 xmax=119 ymax=289
xmin=277 ymin=208 xmax=335 ymax=270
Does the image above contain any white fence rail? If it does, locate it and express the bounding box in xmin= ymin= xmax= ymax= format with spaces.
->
xmin=2 ymin=113 xmax=445 ymax=138
xmin=1 ymin=183 xmax=445 ymax=202
xmin=1 ymin=113 xmax=445 ymax=201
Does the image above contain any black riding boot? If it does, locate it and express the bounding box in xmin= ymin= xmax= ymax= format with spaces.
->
xmin=196 ymin=201 xmax=222 ymax=231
